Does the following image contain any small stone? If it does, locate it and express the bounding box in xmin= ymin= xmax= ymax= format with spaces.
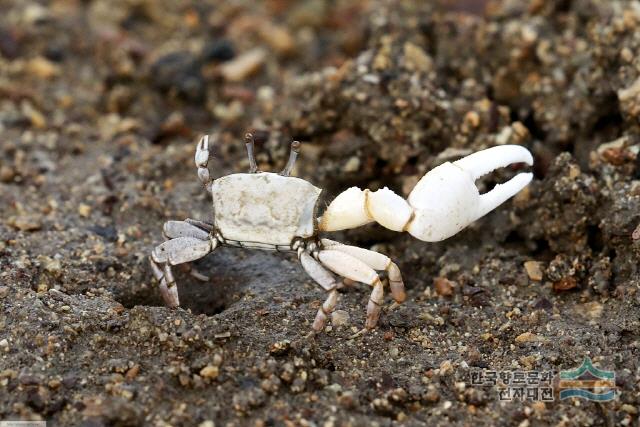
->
xmin=553 ymin=277 xmax=577 ymax=292
xmin=219 ymin=48 xmax=266 ymax=82
xmin=524 ymin=261 xmax=543 ymax=281
xmin=27 ymin=56 xmax=60 ymax=79
xmin=343 ymin=156 xmax=360 ymax=173
xmin=199 ymin=421 xmax=215 ymax=427
xmin=78 ymin=204 xmax=91 ymax=218
xmin=618 ymin=76 xmax=640 ymax=102
xmin=439 ymin=360 xmax=453 ymax=375
xmin=621 ymin=404 xmax=637 ymax=415
xmin=531 ymin=401 xmax=546 ymax=413
xmin=337 ymin=390 xmax=358 ymax=409
xmin=424 ymin=385 xmax=440 ymax=403
xmin=0 ymin=165 xmax=15 ymax=182
xmin=48 ymin=379 xmax=61 ymax=389
xmin=464 ymin=111 xmax=480 ymax=128
xmin=403 ymin=42 xmax=433 ymax=72
xmin=260 ymin=375 xmax=281 ymax=394
xmin=0 ymin=287 xmax=9 ymax=298
xmin=259 ymin=22 xmax=295 ymax=56
xmin=125 ymin=365 xmax=140 ymax=381
xmin=270 ymin=340 xmax=291 ymax=355
xmin=202 ymin=39 xmax=235 ymax=62
xmin=8 ymin=215 xmax=42 ymax=231
xmin=515 ymin=332 xmax=541 ymax=343
xmin=200 ymin=365 xmax=219 ymax=379
xmin=150 ymin=52 xmax=204 ymax=101
xmin=433 ymin=277 xmax=454 ymax=297
xmin=331 ymin=310 xmax=350 ymax=327
xmin=580 ymin=301 xmax=603 ymax=319
xmin=0 ymin=339 xmax=8 ymax=351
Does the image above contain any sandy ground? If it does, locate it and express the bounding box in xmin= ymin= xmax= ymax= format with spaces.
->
xmin=0 ymin=0 xmax=639 ymax=426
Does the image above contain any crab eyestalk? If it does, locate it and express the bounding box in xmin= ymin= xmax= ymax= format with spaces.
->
xmin=244 ymin=132 xmax=258 ymax=173
xmin=281 ymin=140 xmax=301 ymax=176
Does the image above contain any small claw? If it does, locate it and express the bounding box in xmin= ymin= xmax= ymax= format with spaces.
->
xmin=406 ymin=145 xmax=533 ymax=242
xmin=195 ymin=135 xmax=210 ymax=168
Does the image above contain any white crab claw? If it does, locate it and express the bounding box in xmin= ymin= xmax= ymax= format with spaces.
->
xmin=406 ymin=145 xmax=533 ymax=242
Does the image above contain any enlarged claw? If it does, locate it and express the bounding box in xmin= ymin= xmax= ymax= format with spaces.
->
xmin=318 ymin=145 xmax=533 ymax=243
xmin=406 ymin=145 xmax=533 ymax=242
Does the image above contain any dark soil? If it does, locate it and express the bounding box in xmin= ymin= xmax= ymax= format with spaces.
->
xmin=0 ymin=1 xmax=638 ymax=426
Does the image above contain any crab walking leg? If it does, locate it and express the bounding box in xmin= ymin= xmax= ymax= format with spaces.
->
xmin=195 ymin=135 xmax=213 ymax=191
xmin=300 ymin=252 xmax=339 ymax=331
xmin=150 ymin=235 xmax=217 ymax=306
xmin=150 ymin=259 xmax=179 ymax=307
xmin=316 ymin=250 xmax=386 ymax=329
xmin=163 ymin=220 xmax=211 ymax=240
xmin=321 ymin=239 xmax=406 ymax=303
xmin=319 ymin=145 xmax=533 ymax=242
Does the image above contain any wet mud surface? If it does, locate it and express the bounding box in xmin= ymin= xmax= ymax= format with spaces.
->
xmin=0 ymin=0 xmax=639 ymax=426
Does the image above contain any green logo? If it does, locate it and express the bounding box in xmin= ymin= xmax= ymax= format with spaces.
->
xmin=558 ymin=358 xmax=617 ymax=401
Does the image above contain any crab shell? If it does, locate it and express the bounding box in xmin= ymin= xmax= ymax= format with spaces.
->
xmin=211 ymin=172 xmax=321 ymax=249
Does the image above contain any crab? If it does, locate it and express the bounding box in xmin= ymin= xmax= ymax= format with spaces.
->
xmin=150 ymin=133 xmax=533 ymax=332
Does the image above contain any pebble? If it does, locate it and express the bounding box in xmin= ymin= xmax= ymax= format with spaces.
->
xmin=150 ymin=52 xmax=204 ymax=101
xmin=337 ymin=390 xmax=358 ymax=409
xmin=331 ymin=310 xmax=350 ymax=327
xmin=579 ymin=301 xmax=603 ymax=319
xmin=219 ymin=48 xmax=266 ymax=82
xmin=523 ymin=261 xmax=544 ymax=281
xmin=553 ymin=277 xmax=577 ymax=291
xmin=439 ymin=360 xmax=453 ymax=375
xmin=342 ymin=156 xmax=360 ymax=173
xmin=27 ymin=56 xmax=60 ymax=79
xmin=515 ymin=332 xmax=542 ymax=343
xmin=78 ymin=204 xmax=91 ymax=218
xmin=259 ymin=22 xmax=295 ymax=56
xmin=199 ymin=365 xmax=219 ymax=379
xmin=433 ymin=277 xmax=455 ymax=297
xmin=403 ymin=42 xmax=433 ymax=72
xmin=8 ymin=215 xmax=42 ymax=231
xmin=202 ymin=39 xmax=235 ymax=62
xmin=618 ymin=76 xmax=640 ymax=102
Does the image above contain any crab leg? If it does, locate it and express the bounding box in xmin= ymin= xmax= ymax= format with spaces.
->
xmin=320 ymin=239 xmax=406 ymax=303
xmin=150 ymin=221 xmax=217 ymax=307
xmin=315 ymin=249 xmax=386 ymax=329
xmin=300 ymin=252 xmax=339 ymax=331
xmin=319 ymin=145 xmax=533 ymax=242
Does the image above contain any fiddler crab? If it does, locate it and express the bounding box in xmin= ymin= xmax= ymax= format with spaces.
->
xmin=150 ymin=133 xmax=533 ymax=333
